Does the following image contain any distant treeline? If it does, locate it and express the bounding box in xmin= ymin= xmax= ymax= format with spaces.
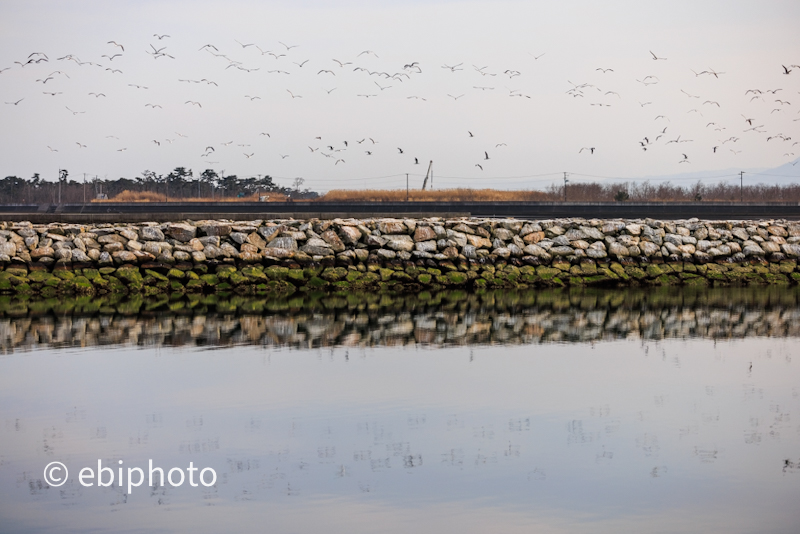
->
xmin=547 ymin=180 xmax=800 ymax=203
xmin=0 ymin=168 xmax=319 ymax=204
xmin=1 ymin=168 xmax=799 ymax=204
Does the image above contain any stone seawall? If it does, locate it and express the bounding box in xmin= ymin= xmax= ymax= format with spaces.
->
xmin=1 ymin=217 xmax=800 ymax=296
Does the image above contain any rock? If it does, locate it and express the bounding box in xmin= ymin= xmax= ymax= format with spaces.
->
xmin=781 ymin=244 xmax=800 ymax=257
xmin=246 ymin=232 xmax=266 ymax=249
xmin=415 ymin=240 xmax=438 ymax=253
xmin=98 ymin=234 xmax=126 ymax=244
xmin=625 ymin=224 xmax=642 ymax=235
xmin=608 ymin=242 xmax=629 ymax=257
xmin=452 ymin=223 xmax=476 ymax=235
xmin=365 ymin=235 xmax=387 ymax=247
xmin=198 ymin=222 xmax=231 ymax=237
xmin=173 ymin=251 xmax=191 ymax=261
xmin=576 ymin=226 xmax=602 ymax=240
xmin=586 ymin=247 xmax=607 ymax=259
xmin=564 ymin=229 xmax=587 ymax=241
xmin=72 ymin=249 xmax=91 ymax=262
xmin=519 ymin=223 xmax=541 ymax=237
xmin=376 ymin=248 xmax=397 ymax=260
xmin=761 ymin=241 xmax=781 ymax=254
xmin=492 ymin=247 xmax=511 ymax=259
xmin=103 ymin=242 xmax=124 ymax=253
xmin=167 ymin=223 xmax=196 ymax=242
xmin=191 ymin=251 xmax=207 ymax=262
xmin=523 ymin=231 xmax=545 ymax=244
xmin=413 ymin=226 xmax=437 ymax=242
xmin=339 ymin=226 xmax=363 ymax=245
xmin=466 ymin=234 xmax=492 ymax=248
xmin=31 ymin=246 xmax=55 ymax=259
xmin=112 ymin=250 xmax=138 ymax=263
xmin=641 ymin=241 xmax=660 ymax=256
xmin=238 ymin=251 xmax=262 ymax=262
xmin=507 ymin=243 xmax=524 ymax=257
xmin=743 ymin=244 xmax=765 ymax=256
xmin=493 ymin=228 xmax=514 ymax=240
xmin=119 ymin=229 xmax=138 ymax=241
xmin=442 ymin=246 xmax=459 ymax=258
xmin=545 ymin=225 xmax=565 ymax=237
xmin=230 ymin=232 xmax=248 ymax=245
xmin=378 ymin=220 xmax=407 ymax=234
xmin=732 ymin=228 xmax=749 ymax=241
xmin=268 ymin=237 xmax=298 ymax=250
xmin=321 ymin=230 xmax=346 ymax=252
xmin=139 ymin=226 xmax=165 ymax=241
xmin=0 ymin=242 xmax=16 ymax=256
xmin=263 ymin=248 xmax=293 ymax=259
xmin=768 ymin=225 xmax=788 ymax=237
xmin=384 ymin=235 xmax=415 ymax=252
xmin=550 ymin=246 xmax=575 ymax=257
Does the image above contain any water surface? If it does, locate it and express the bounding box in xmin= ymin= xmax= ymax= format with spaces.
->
xmin=0 ymin=288 xmax=798 ymax=533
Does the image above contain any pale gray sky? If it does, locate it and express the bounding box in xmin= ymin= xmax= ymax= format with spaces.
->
xmin=1 ymin=0 xmax=799 ymax=191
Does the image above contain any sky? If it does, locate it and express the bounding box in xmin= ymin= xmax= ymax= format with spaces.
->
xmin=1 ymin=0 xmax=799 ymax=192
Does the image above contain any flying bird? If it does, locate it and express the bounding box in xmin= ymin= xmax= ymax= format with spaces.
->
xmin=650 ymin=50 xmax=667 ymax=60
xmin=107 ymin=41 xmax=124 ymax=51
xmin=153 ymin=34 xmax=170 ymax=40
xmin=185 ymin=101 xmax=202 ymax=107
xmin=579 ymin=147 xmax=596 ymax=154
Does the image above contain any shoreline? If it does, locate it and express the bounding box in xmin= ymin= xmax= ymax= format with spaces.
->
xmin=1 ymin=216 xmax=799 ymax=296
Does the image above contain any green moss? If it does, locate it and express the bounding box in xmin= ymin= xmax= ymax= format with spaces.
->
xmin=535 ymin=267 xmax=561 ymax=280
xmin=241 ymin=266 xmax=267 ymax=281
xmin=307 ymin=276 xmax=328 ymax=288
xmin=99 ymin=267 xmax=116 ymax=275
xmin=417 ymin=273 xmax=432 ymax=284
xmin=683 ymin=276 xmax=709 ymax=286
xmin=288 ymin=269 xmax=306 ymax=282
xmin=646 ymin=264 xmax=664 ymax=278
xmin=265 ymin=266 xmax=290 ymax=280
xmin=166 ymin=269 xmax=188 ymax=280
xmin=54 ymin=270 xmax=75 ymax=280
xmin=447 ymin=271 xmax=468 ymax=285
xmin=624 ymin=266 xmax=647 ymax=279
xmin=145 ymin=269 xmax=169 ymax=282
xmin=28 ymin=271 xmax=54 ymax=283
xmin=15 ymin=283 xmax=33 ymax=294
xmin=73 ymin=276 xmax=94 ymax=294
xmin=763 ymin=273 xmax=790 ymax=285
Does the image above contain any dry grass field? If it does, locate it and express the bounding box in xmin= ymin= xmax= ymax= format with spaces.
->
xmin=316 ymin=188 xmax=550 ymax=202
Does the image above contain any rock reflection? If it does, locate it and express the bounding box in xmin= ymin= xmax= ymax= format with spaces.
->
xmin=1 ymin=286 xmax=800 ymax=352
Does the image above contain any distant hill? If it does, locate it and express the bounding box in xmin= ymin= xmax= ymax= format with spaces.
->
xmin=614 ymin=157 xmax=800 ymax=186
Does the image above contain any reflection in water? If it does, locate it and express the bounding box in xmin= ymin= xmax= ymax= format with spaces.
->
xmin=1 ymin=286 xmax=800 ymax=351
xmin=1 ymin=287 xmax=799 ymax=533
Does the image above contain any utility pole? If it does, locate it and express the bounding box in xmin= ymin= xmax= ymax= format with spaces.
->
xmin=406 ymin=173 xmax=409 ymax=201
xmin=83 ymin=173 xmax=86 ymax=204
xmin=563 ymin=172 xmax=569 ymax=202
xmin=740 ymin=171 xmax=744 ymax=202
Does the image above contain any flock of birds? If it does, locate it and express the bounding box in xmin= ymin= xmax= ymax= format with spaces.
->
xmin=2 ymin=33 xmax=800 ymax=183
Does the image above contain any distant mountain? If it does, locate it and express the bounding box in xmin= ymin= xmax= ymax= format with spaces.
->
xmin=623 ymin=157 xmax=800 ymax=186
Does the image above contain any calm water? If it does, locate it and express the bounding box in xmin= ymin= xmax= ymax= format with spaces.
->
xmin=1 ymin=288 xmax=799 ymax=533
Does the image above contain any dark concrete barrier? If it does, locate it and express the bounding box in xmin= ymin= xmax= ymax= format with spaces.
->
xmin=0 ymin=201 xmax=799 ymax=223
